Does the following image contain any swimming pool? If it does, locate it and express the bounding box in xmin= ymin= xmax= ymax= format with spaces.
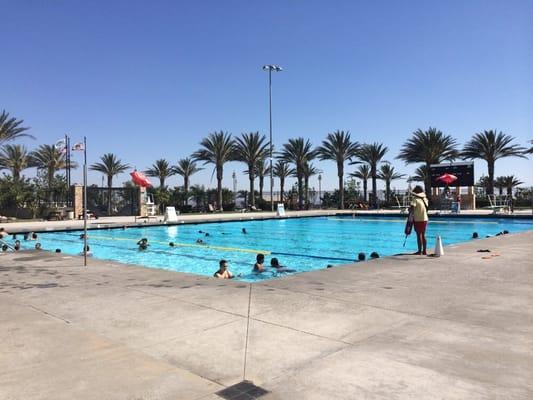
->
xmin=13 ymin=216 xmax=533 ymax=281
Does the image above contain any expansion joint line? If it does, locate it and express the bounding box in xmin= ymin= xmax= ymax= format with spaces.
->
xmin=242 ymin=283 xmax=253 ymax=381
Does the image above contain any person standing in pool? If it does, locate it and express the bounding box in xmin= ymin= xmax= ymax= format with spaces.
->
xmin=214 ymin=259 xmax=234 ymax=279
xmin=253 ymin=253 xmax=266 ymax=273
xmin=410 ymin=185 xmax=429 ymax=255
xmin=270 ymin=258 xmax=295 ymax=273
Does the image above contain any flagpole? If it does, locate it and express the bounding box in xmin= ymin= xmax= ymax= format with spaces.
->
xmin=83 ymin=136 xmax=88 ymax=267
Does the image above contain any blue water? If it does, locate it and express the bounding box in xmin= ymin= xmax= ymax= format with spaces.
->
xmin=9 ymin=216 xmax=533 ymax=281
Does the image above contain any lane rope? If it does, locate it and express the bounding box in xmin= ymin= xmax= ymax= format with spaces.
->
xmin=87 ymin=234 xmax=271 ymax=254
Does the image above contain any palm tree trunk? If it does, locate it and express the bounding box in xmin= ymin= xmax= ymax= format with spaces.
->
xmin=506 ymin=186 xmax=512 ymax=197
xmin=297 ymin=170 xmax=304 ymax=210
xmin=249 ymin=168 xmax=255 ymax=207
xmin=338 ymin=163 xmax=344 ymax=209
xmin=498 ymin=186 xmax=503 ymax=196
xmin=216 ymin=166 xmax=223 ymax=210
xmin=107 ymin=176 xmax=113 ymax=215
xmin=184 ymin=177 xmax=189 ymax=206
xmin=487 ymin=160 xmax=495 ymax=196
xmin=363 ymin=179 xmax=367 ymax=202
xmin=280 ymin=178 xmax=285 ymax=202
xmin=259 ymin=176 xmax=264 ymax=200
xmin=47 ymin=168 xmax=55 ymax=203
xmin=372 ymin=173 xmax=377 ymax=208
xmin=424 ymin=162 xmax=431 ymax=198
xmin=386 ymin=181 xmax=391 ymax=204
xmin=305 ymin=176 xmax=310 ymax=209
xmin=160 ymin=177 xmax=165 ymax=188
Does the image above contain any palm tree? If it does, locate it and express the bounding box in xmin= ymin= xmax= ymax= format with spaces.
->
xmin=273 ymin=160 xmax=293 ymax=202
xmin=378 ymin=163 xmax=406 ymax=204
xmin=408 ymin=165 xmax=429 ymax=185
xmin=316 ymin=130 xmax=359 ymax=209
xmin=350 ymin=164 xmax=370 ymax=202
xmin=502 ymin=175 xmax=523 ymax=197
xmin=494 ymin=176 xmax=506 ymax=196
xmin=144 ymin=159 xmax=175 ymax=188
xmin=174 ymin=157 xmax=203 ymax=205
xmin=0 ymin=110 xmax=33 ymax=144
xmin=90 ymin=153 xmax=130 ymax=215
xmin=192 ymin=131 xmax=234 ymax=210
xmin=462 ymin=130 xmax=527 ymax=195
xmin=0 ymin=144 xmax=31 ymax=181
xmin=279 ymin=137 xmax=316 ymax=210
xmin=357 ymin=143 xmax=388 ymax=208
xmin=256 ymin=158 xmax=270 ymax=200
xmin=397 ymin=127 xmax=459 ymax=195
xmin=233 ymin=132 xmax=269 ymax=207
xmin=29 ymin=144 xmax=68 ymax=191
xmin=302 ymin=162 xmax=321 ymax=209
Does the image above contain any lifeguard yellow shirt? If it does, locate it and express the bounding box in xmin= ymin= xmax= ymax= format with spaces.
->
xmin=410 ymin=195 xmax=429 ymax=222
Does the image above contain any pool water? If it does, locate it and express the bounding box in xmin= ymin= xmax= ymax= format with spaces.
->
xmin=11 ymin=216 xmax=533 ymax=282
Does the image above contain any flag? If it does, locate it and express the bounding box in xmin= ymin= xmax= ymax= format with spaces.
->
xmin=55 ymin=139 xmax=67 ymax=154
xmin=72 ymin=142 xmax=85 ymax=151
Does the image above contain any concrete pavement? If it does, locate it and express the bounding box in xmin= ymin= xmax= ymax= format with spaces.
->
xmin=1 ymin=231 xmax=532 ymax=399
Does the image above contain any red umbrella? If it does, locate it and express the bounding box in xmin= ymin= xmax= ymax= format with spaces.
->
xmin=130 ymin=170 xmax=152 ymax=187
xmin=437 ymin=173 xmax=457 ymax=185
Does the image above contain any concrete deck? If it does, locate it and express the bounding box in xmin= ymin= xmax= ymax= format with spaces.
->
xmin=1 ymin=231 xmax=532 ymax=399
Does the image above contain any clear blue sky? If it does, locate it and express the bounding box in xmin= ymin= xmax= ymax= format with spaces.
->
xmin=2 ymin=0 xmax=532 ymax=191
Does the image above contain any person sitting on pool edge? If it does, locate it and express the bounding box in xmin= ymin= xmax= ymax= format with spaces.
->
xmin=270 ymin=258 xmax=295 ymax=273
xmin=253 ymin=253 xmax=266 ymax=273
xmin=214 ymin=259 xmax=234 ymax=279
xmin=410 ymin=185 xmax=429 ymax=255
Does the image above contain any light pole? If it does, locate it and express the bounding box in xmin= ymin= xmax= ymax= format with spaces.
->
xmin=262 ymin=64 xmax=282 ymax=212
xmin=318 ymin=174 xmax=322 ymax=209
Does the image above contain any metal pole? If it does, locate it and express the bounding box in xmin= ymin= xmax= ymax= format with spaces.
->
xmin=268 ymin=69 xmax=274 ymax=212
xmin=83 ymin=136 xmax=88 ymax=267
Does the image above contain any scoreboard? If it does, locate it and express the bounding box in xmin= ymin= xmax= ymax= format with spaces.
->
xmin=429 ymin=162 xmax=475 ymax=187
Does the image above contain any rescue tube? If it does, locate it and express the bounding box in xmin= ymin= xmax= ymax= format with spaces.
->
xmin=404 ymin=210 xmax=414 ymax=236
xmin=130 ymin=170 xmax=152 ymax=187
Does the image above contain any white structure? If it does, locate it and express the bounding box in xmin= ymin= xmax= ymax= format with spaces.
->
xmin=164 ymin=206 xmax=179 ymax=223
xmin=276 ymin=203 xmax=286 ymax=217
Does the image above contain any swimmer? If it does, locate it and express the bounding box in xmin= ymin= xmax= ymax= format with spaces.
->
xmin=358 ymin=252 xmax=366 ymax=261
xmin=138 ymin=243 xmax=148 ymax=251
xmin=14 ymin=240 xmax=21 ymax=251
xmin=136 ymin=238 xmax=148 ymax=245
xmin=205 ymin=232 xmax=210 ymax=237
xmin=472 ymin=232 xmax=479 ymax=239
xmin=169 ymin=242 xmax=175 ymax=247
xmin=23 ymin=232 xmax=30 ymax=241
xmin=213 ymin=259 xmax=234 ymax=279
xmin=253 ymin=253 xmax=266 ymax=273
xmin=55 ymin=248 xmax=61 ymax=253
xmin=31 ymin=232 xmax=38 ymax=240
xmin=270 ymin=257 xmax=295 ymax=272
xmin=370 ymin=252 xmax=380 ymax=259
xmin=35 ymin=242 xmax=42 ymax=250
xmin=196 ymin=239 xmax=206 ymax=245
xmin=326 ymin=264 xmax=333 ymax=268
xmin=242 ymin=228 xmax=247 ymax=234
xmin=79 ymin=233 xmax=86 ymax=239
xmin=1 ymin=244 xmax=8 ymax=252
